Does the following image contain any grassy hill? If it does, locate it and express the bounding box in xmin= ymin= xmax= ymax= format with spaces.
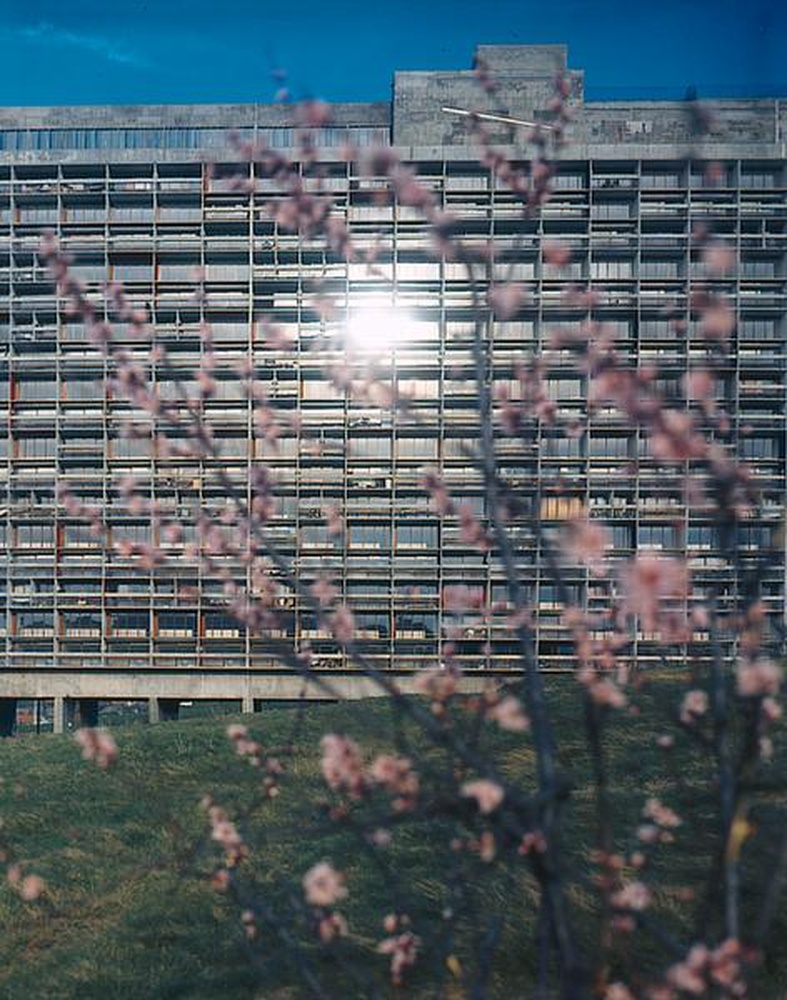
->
xmin=0 ymin=681 xmax=785 ymax=999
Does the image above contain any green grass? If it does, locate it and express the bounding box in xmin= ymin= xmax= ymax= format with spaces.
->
xmin=0 ymin=679 xmax=785 ymax=999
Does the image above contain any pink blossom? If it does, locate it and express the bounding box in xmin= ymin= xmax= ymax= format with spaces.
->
xmin=588 ymin=679 xmax=627 ymax=709
xmin=259 ymin=318 xmax=296 ymax=350
xmin=302 ymin=861 xmax=347 ymax=907
xmin=562 ymin=515 xmax=610 ymax=576
xmin=488 ymin=282 xmax=527 ymax=320
xmin=461 ymin=779 xmax=504 ymax=815
xmin=699 ymin=296 xmax=735 ymax=344
xmin=605 ymin=985 xmax=635 ymax=1000
xmin=488 ymin=695 xmax=530 ymax=732
xmin=320 ymin=733 xmax=365 ymax=797
xmin=619 ymin=555 xmax=690 ymax=634
xmin=443 ymin=585 xmax=485 ymax=614
xmin=207 ymin=805 xmax=247 ymax=866
xmin=74 ymin=727 xmax=118 ymax=770
xmin=683 ymin=368 xmax=715 ymax=404
xmin=702 ymin=242 xmax=735 ymax=275
xmin=457 ymin=502 xmax=490 ymax=551
xmin=680 ymin=689 xmax=709 ymax=724
xmin=226 ymin=724 xmax=263 ymax=767
xmin=392 ymin=168 xmax=435 ymax=211
xmin=611 ymin=881 xmax=651 ymax=912
xmin=323 ymin=503 xmax=344 ymax=537
xmin=642 ymin=798 xmax=681 ymax=829
xmin=369 ymin=754 xmax=419 ymax=803
xmin=318 ymin=912 xmax=348 ymax=942
xmin=310 ymin=577 xmax=338 ymax=607
xmin=473 ymin=56 xmax=499 ymax=95
xmin=240 ymin=909 xmax=257 ymax=941
xmin=377 ymin=930 xmax=420 ymax=986
xmin=414 ymin=666 xmax=460 ymax=702
xmin=330 ymin=604 xmax=356 ymax=644
xmin=562 ymin=284 xmax=601 ymax=309
xmin=421 ymin=469 xmax=454 ymax=516
xmin=542 ymin=240 xmax=572 ymax=267
xmin=737 ymin=658 xmax=782 ymax=697
xmin=667 ymin=944 xmax=711 ymax=995
xmin=519 ymin=830 xmax=548 ymax=856
xmin=296 ymin=99 xmax=331 ymax=128
xmin=649 ymin=409 xmax=707 ymax=463
xmin=709 ymin=939 xmax=743 ymax=990
xmin=19 ymin=874 xmax=45 ymax=901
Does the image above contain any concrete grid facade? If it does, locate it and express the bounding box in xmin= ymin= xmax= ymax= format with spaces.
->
xmin=0 ymin=45 xmax=785 ymax=731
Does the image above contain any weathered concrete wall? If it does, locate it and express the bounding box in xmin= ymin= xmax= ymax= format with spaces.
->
xmin=0 ymin=102 xmax=390 ymax=129
xmin=0 ymin=671 xmax=488 ymax=704
xmin=392 ymin=46 xmax=581 ymax=147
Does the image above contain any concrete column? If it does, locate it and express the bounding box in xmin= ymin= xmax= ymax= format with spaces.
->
xmin=53 ymin=696 xmax=67 ymax=735
xmin=242 ymin=692 xmax=255 ymax=714
xmin=0 ymin=698 xmax=17 ymax=738
xmin=158 ymin=698 xmax=180 ymax=722
xmin=148 ymin=697 xmax=160 ymax=724
xmin=78 ymin=699 xmax=100 ymax=728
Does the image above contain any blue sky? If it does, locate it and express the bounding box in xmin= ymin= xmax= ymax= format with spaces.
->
xmin=1 ymin=0 xmax=784 ymax=106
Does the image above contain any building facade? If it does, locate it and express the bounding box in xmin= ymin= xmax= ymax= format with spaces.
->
xmin=0 ymin=46 xmax=785 ymax=731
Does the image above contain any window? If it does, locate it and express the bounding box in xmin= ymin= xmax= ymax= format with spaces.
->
xmin=349 ymin=524 xmax=391 ymax=549
xmin=641 ymin=171 xmax=680 ymax=188
xmin=640 ymin=260 xmax=680 ymax=278
xmin=396 ymin=613 xmax=436 ymax=637
xmin=397 ymin=524 xmax=437 ymax=549
xmin=687 ymin=525 xmax=714 ymax=550
xmin=589 ymin=436 xmax=629 ymax=458
xmin=546 ymin=378 xmax=583 ymax=401
xmin=638 ymin=525 xmax=679 ymax=550
xmin=62 ymin=612 xmax=101 ymax=636
xmin=300 ymin=524 xmax=331 ymax=549
xmin=64 ymin=524 xmax=101 ymax=547
xmin=550 ymin=436 xmax=583 ymax=458
xmin=16 ymin=437 xmax=55 ymax=458
xmin=158 ymin=612 xmax=196 ymax=637
xmin=204 ymin=612 xmax=242 ymax=638
xmin=610 ymin=525 xmax=633 ymax=549
xmin=739 ymin=319 xmax=779 ymax=341
xmin=17 ymin=379 xmax=55 ymax=401
xmin=17 ymin=612 xmax=53 ymax=636
xmin=741 ymin=171 xmax=777 ymax=189
xmin=739 ymin=525 xmax=774 ymax=549
xmin=67 ymin=378 xmax=104 ymax=401
xmin=591 ymin=202 xmax=631 ymax=220
xmin=16 ymin=524 xmax=53 ymax=548
xmin=112 ymin=612 xmax=149 ymax=637
xmin=396 ymin=437 xmax=438 ymax=460
xmin=590 ymin=260 xmax=633 ymax=279
xmin=741 ymin=437 xmax=780 ymax=460
xmin=355 ymin=612 xmax=390 ymax=639
xmin=350 ymin=437 xmax=392 ymax=460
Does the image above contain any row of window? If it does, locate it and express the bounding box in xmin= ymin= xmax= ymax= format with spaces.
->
xmin=1 ymin=160 xmax=781 ymax=187
xmin=1 ymin=316 xmax=782 ymax=339
xmin=0 ymin=127 xmax=390 ymax=153
xmin=0 ymin=521 xmax=776 ymax=547
xmin=4 ymin=259 xmax=782 ymax=281
xmin=0 ymin=432 xmax=782 ymax=459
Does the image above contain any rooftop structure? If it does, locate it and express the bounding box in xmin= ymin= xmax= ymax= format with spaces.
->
xmin=0 ymin=45 xmax=785 ymax=733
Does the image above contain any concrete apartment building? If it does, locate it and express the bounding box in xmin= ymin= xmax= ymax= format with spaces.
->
xmin=0 ymin=45 xmax=784 ymax=732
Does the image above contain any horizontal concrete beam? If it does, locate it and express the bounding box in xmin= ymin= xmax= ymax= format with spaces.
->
xmin=0 ymin=671 xmax=488 ymax=702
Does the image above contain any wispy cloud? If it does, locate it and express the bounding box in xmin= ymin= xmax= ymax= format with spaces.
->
xmin=18 ymin=21 xmax=149 ymax=68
